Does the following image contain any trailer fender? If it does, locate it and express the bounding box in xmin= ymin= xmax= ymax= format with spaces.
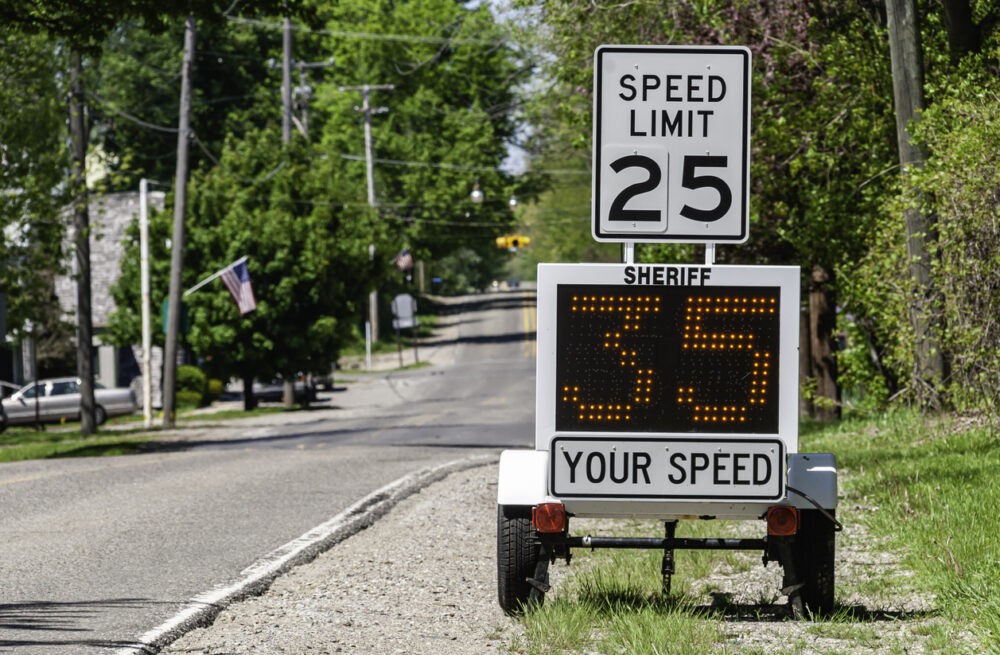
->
xmin=497 ymin=450 xmax=555 ymax=508
xmin=786 ymin=453 xmax=838 ymax=510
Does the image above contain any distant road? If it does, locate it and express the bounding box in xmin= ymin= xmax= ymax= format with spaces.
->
xmin=0 ymin=288 xmax=536 ymax=654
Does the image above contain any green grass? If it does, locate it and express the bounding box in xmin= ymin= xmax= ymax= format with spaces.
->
xmin=507 ymin=411 xmax=998 ymax=654
xmin=808 ymin=410 xmax=999 ymax=651
xmin=0 ymin=403 xmax=313 ymax=462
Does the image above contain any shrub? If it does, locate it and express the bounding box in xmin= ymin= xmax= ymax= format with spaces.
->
xmin=176 ymin=365 xmax=208 ymax=406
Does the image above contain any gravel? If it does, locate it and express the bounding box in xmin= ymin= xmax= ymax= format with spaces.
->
xmin=158 ymin=460 xmax=982 ymax=655
xmin=161 ymin=461 xmax=519 ymax=655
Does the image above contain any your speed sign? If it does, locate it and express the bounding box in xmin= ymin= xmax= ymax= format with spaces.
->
xmin=593 ymin=45 xmax=751 ymax=243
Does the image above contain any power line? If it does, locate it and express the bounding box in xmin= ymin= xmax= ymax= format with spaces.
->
xmin=227 ymin=15 xmax=507 ymax=47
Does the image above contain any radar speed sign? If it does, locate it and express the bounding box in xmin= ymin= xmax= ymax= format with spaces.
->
xmin=593 ymin=45 xmax=751 ymax=243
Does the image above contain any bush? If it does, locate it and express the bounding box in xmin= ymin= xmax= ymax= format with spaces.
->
xmin=206 ymin=378 xmax=224 ymax=403
xmin=175 ymin=389 xmax=203 ymax=409
xmin=176 ymin=365 xmax=208 ymax=406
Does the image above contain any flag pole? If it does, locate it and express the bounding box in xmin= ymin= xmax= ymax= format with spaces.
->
xmin=184 ymin=255 xmax=248 ymax=297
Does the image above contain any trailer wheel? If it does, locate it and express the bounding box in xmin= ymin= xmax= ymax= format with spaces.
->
xmin=497 ymin=505 xmax=546 ymax=615
xmin=794 ymin=509 xmax=836 ymax=615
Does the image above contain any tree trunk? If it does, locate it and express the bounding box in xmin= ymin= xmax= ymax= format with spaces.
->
xmin=941 ymin=0 xmax=980 ymax=62
xmin=799 ymin=305 xmax=814 ymax=419
xmin=243 ymin=374 xmax=257 ymax=411
xmin=68 ymin=49 xmax=96 ymax=436
xmin=885 ymin=0 xmax=946 ymax=408
xmin=809 ymin=266 xmax=840 ymax=422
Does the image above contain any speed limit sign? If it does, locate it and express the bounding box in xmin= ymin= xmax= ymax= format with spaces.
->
xmin=592 ymin=45 xmax=751 ymax=243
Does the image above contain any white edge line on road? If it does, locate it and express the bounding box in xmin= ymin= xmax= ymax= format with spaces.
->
xmin=114 ymin=453 xmax=499 ymax=655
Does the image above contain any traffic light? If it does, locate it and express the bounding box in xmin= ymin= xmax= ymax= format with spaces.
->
xmin=496 ymin=235 xmax=531 ymax=250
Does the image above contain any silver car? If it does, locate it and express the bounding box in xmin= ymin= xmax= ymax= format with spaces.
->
xmin=0 ymin=377 xmax=137 ymax=431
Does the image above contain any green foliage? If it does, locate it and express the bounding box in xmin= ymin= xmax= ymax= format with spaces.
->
xmin=906 ymin=50 xmax=1000 ymax=411
xmin=0 ymin=28 xmax=73 ymax=369
xmin=206 ymin=378 xmax=224 ymax=402
xmin=517 ymin=1 xmax=999 ymax=414
xmin=175 ymin=365 xmax=208 ymax=407
xmin=176 ymin=364 xmax=207 ymax=394
xmin=312 ymin=0 xmax=526 ymax=275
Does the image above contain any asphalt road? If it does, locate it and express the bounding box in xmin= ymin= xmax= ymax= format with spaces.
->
xmin=0 ymin=289 xmax=536 ymax=654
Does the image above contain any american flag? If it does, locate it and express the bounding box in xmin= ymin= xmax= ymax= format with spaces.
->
xmin=220 ymin=259 xmax=257 ymax=315
xmin=395 ymin=248 xmax=414 ymax=272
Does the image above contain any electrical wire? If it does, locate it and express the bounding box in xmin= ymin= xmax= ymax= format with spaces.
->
xmin=227 ymin=15 xmax=507 ymax=47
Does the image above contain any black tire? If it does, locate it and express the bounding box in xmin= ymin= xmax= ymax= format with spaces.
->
xmin=497 ymin=505 xmax=545 ymax=615
xmin=0 ymin=414 xmax=6 ymax=433
xmin=94 ymin=405 xmax=107 ymax=426
xmin=794 ymin=509 xmax=836 ymax=615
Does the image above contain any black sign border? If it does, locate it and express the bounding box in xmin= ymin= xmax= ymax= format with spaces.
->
xmin=592 ymin=45 xmax=751 ymax=243
xmin=550 ymin=436 xmax=785 ymax=500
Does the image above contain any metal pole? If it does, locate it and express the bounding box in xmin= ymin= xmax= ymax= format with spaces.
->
xmin=340 ymin=84 xmax=394 ymax=345
xmin=139 ymin=179 xmax=153 ymax=428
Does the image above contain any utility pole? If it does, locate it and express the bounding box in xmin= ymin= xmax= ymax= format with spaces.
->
xmin=339 ymin=84 xmax=394 ymax=345
xmin=68 ymin=48 xmax=96 ymax=436
xmin=272 ymin=18 xmax=333 ymax=142
xmin=886 ymin=0 xmax=945 ymax=407
xmin=162 ymin=16 xmax=196 ymax=428
xmin=282 ymin=17 xmax=292 ymax=145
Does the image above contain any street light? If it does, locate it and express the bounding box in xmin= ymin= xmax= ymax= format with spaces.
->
xmin=470 ymin=180 xmax=484 ymax=204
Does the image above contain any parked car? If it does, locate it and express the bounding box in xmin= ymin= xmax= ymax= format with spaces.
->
xmin=251 ymin=378 xmax=316 ymax=403
xmin=0 ymin=377 xmax=137 ymax=431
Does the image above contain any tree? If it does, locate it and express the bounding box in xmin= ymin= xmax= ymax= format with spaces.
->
xmin=185 ymin=130 xmax=373 ymax=409
xmin=518 ymin=0 xmax=899 ymax=420
xmin=0 ymin=29 xmax=73 ymax=377
xmin=309 ymin=0 xmax=528 ymax=287
xmin=1 ymin=0 xmax=295 ymax=431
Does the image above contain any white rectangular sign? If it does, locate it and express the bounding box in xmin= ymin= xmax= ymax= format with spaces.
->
xmin=550 ymin=437 xmax=784 ymax=500
xmin=593 ymin=45 xmax=751 ymax=243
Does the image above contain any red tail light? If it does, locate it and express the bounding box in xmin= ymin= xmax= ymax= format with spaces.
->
xmin=766 ymin=505 xmax=799 ymax=536
xmin=532 ymin=503 xmax=567 ymax=534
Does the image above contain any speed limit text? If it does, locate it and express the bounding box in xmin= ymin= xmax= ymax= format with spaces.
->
xmin=618 ymin=73 xmax=728 ymax=138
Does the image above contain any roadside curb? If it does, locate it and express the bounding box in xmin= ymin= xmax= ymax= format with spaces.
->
xmin=114 ymin=453 xmax=499 ymax=655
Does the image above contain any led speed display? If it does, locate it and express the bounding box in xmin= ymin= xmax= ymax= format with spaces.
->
xmin=556 ymin=284 xmax=781 ymax=434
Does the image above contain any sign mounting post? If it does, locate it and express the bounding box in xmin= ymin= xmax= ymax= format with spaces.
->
xmin=593 ymin=45 xmax=751 ymax=243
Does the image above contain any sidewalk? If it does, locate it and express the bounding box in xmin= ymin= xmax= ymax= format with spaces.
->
xmin=139 ymin=306 xmax=463 ymax=446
